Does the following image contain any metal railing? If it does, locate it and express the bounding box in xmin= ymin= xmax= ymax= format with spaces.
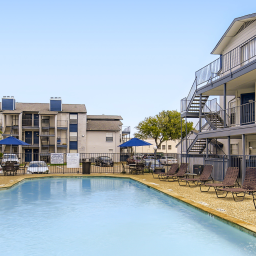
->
xmin=196 ymin=34 xmax=256 ymax=88
xmin=57 ymin=120 xmax=68 ymax=128
xmin=182 ymin=34 xmax=256 ymax=113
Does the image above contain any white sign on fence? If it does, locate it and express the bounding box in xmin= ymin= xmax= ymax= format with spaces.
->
xmin=67 ymin=153 xmax=80 ymax=168
xmin=51 ymin=153 xmax=64 ymax=164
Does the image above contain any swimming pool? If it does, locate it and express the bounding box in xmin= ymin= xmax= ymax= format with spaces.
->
xmin=0 ymin=177 xmax=255 ymax=256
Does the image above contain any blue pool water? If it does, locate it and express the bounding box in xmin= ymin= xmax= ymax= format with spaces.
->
xmin=0 ymin=177 xmax=256 ymax=256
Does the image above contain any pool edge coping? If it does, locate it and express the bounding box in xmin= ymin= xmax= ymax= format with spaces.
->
xmin=1 ymin=174 xmax=256 ymax=236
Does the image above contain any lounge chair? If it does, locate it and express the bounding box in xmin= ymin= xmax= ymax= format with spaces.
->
xmin=178 ymin=165 xmax=213 ymax=187
xmin=166 ymin=163 xmax=188 ymax=182
xmin=158 ymin=163 xmax=179 ymax=180
xmin=216 ymin=167 xmax=256 ymax=201
xmin=200 ymin=167 xmax=239 ymax=192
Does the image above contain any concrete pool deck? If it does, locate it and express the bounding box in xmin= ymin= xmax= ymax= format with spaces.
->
xmin=0 ymin=173 xmax=256 ymax=234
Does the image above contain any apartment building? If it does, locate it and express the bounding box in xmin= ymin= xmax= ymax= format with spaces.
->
xmin=0 ymin=97 xmax=87 ymax=161
xmin=180 ymin=13 xmax=256 ymax=180
xmin=86 ymin=115 xmax=123 ymax=154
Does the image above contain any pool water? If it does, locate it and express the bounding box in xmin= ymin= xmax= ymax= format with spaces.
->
xmin=0 ymin=177 xmax=256 ymax=256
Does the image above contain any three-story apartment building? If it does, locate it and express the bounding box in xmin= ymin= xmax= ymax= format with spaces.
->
xmin=180 ymin=13 xmax=256 ymax=181
xmin=0 ymin=97 xmax=87 ymax=161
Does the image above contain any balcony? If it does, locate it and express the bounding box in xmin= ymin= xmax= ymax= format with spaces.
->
xmin=57 ymin=137 xmax=67 ymax=147
xmin=57 ymin=120 xmax=68 ymax=129
xmin=181 ymin=34 xmax=256 ymax=114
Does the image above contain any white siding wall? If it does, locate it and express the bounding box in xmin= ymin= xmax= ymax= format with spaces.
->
xmin=222 ymin=21 xmax=256 ymax=55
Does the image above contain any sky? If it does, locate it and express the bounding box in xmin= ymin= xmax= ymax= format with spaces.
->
xmin=1 ymin=0 xmax=256 ymax=135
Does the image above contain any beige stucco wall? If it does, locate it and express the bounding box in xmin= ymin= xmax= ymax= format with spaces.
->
xmin=77 ymin=113 xmax=87 ymax=153
xmin=86 ymin=130 xmax=121 ymax=154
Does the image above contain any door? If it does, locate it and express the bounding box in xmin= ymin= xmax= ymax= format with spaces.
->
xmin=240 ymin=93 xmax=255 ymax=124
xmin=33 ymin=149 xmax=39 ymax=161
xmin=34 ymin=114 xmax=39 ymax=126
xmin=25 ymin=131 xmax=32 ymax=144
xmin=34 ymin=131 xmax=39 ymax=145
xmin=25 ymin=149 xmax=32 ymax=162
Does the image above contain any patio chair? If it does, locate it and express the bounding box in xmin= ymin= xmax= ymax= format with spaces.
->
xmin=200 ymin=167 xmax=239 ymax=192
xmin=166 ymin=163 xmax=188 ymax=182
xmin=158 ymin=163 xmax=179 ymax=180
xmin=151 ymin=162 xmax=166 ymax=179
xmin=216 ymin=167 xmax=256 ymax=202
xmin=135 ymin=162 xmax=145 ymax=175
xmin=178 ymin=165 xmax=213 ymax=187
xmin=3 ymin=161 xmax=16 ymax=176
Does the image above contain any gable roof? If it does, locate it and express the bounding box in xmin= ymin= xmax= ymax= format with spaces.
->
xmin=87 ymin=115 xmax=122 ymax=120
xmin=0 ymin=102 xmax=87 ymax=113
xmin=86 ymin=120 xmax=122 ymax=131
xmin=211 ymin=13 xmax=256 ymax=55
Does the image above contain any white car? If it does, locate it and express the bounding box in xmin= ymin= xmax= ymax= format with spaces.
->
xmin=159 ymin=156 xmax=178 ymax=165
xmin=27 ymin=161 xmax=49 ymax=174
xmin=2 ymin=154 xmax=20 ymax=165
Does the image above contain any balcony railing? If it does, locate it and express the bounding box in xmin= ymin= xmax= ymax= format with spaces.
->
xmin=182 ymin=34 xmax=256 ymax=113
xmin=196 ymin=34 xmax=256 ymax=88
xmin=57 ymin=120 xmax=68 ymax=128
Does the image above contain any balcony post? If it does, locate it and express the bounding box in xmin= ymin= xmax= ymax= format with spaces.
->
xmin=242 ymin=134 xmax=246 ymax=184
xmin=224 ymin=83 xmax=227 ymax=127
xmin=227 ymin=136 xmax=230 ymax=167
xmin=199 ymin=94 xmax=202 ymax=132
xmin=180 ymin=117 xmax=182 ymax=158
xmin=206 ymin=138 xmax=208 ymax=158
xmin=185 ymin=115 xmax=188 ymax=170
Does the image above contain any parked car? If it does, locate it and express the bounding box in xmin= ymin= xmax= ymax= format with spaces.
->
xmin=27 ymin=161 xmax=49 ymax=174
xmin=159 ymin=156 xmax=178 ymax=165
xmin=1 ymin=154 xmax=20 ymax=165
xmin=144 ymin=156 xmax=162 ymax=169
xmin=95 ymin=156 xmax=114 ymax=167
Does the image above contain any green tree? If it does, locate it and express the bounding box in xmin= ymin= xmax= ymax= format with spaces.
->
xmin=134 ymin=110 xmax=193 ymax=149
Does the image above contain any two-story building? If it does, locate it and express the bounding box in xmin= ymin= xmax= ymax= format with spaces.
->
xmin=180 ymin=13 xmax=256 ymax=181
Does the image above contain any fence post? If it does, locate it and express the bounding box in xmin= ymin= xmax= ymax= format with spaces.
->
xmin=223 ymin=155 xmax=225 ymax=180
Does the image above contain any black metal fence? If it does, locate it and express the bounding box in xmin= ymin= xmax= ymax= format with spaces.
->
xmin=1 ymin=152 xmax=256 ymax=184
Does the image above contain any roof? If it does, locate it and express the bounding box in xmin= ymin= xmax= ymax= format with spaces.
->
xmin=87 ymin=115 xmax=123 ymax=120
xmin=86 ymin=120 xmax=122 ymax=131
xmin=211 ymin=13 xmax=256 ymax=54
xmin=0 ymin=102 xmax=87 ymax=113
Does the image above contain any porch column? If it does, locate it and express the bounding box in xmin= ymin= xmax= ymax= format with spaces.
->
xmin=199 ymin=94 xmax=202 ymax=132
xmin=242 ymin=134 xmax=246 ymax=183
xmin=180 ymin=117 xmax=182 ymax=156
xmin=224 ymin=83 xmax=227 ymax=127
xmin=185 ymin=115 xmax=188 ymax=169
xmin=227 ymin=136 xmax=230 ymax=167
xmin=206 ymin=138 xmax=208 ymax=158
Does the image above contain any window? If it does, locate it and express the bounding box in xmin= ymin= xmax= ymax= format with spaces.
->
xmin=157 ymin=145 xmax=160 ymax=149
xmin=70 ymin=141 xmax=78 ymax=150
xmin=162 ymin=145 xmax=165 ymax=150
xmin=70 ymin=124 xmax=77 ymax=132
xmin=231 ymin=144 xmax=238 ymax=155
xmin=106 ymin=133 xmax=113 ymax=142
xmin=168 ymin=145 xmax=172 ymax=150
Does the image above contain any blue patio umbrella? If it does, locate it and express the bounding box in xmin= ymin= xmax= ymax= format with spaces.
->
xmin=118 ymin=138 xmax=152 ymax=147
xmin=118 ymin=138 xmax=152 ymax=154
xmin=0 ymin=136 xmax=30 ymax=153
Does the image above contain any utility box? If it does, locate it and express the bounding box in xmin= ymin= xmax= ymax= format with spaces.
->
xmin=193 ymin=165 xmax=204 ymax=175
xmin=82 ymin=159 xmax=91 ymax=174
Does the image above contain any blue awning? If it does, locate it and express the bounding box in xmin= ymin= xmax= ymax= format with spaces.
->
xmin=0 ymin=136 xmax=30 ymax=146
